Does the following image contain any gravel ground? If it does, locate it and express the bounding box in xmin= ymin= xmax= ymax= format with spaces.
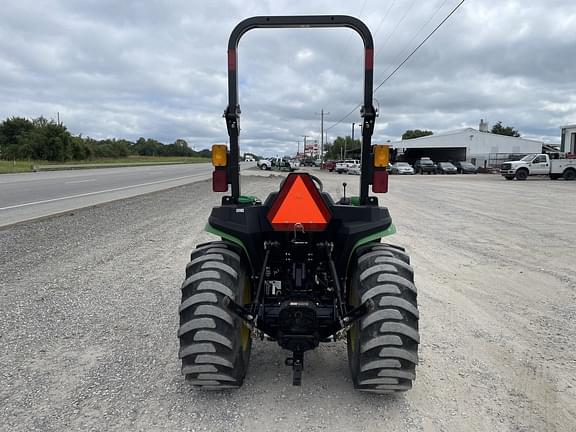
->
xmin=1 ymin=170 xmax=575 ymax=431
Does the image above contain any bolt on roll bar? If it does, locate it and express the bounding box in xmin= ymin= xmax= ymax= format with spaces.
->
xmin=224 ymin=15 xmax=377 ymax=204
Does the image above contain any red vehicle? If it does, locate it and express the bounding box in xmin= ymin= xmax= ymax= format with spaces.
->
xmin=322 ymin=160 xmax=336 ymax=172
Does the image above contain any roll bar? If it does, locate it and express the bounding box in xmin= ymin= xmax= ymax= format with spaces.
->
xmin=224 ymin=16 xmax=377 ymax=204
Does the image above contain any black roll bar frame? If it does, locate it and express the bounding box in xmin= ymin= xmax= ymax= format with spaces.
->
xmin=224 ymin=15 xmax=377 ymax=204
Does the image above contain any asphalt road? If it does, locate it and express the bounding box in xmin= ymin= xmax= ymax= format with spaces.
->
xmin=0 ymin=163 xmax=214 ymax=227
xmin=1 ymin=172 xmax=575 ymax=431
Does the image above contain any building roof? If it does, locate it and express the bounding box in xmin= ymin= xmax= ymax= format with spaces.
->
xmin=392 ymin=127 xmax=543 ymax=146
xmin=560 ymin=124 xmax=576 ymax=129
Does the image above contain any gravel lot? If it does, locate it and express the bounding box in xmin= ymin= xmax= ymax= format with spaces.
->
xmin=1 ymin=170 xmax=575 ymax=431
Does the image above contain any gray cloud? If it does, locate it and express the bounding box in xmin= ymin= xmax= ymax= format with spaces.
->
xmin=1 ymin=0 xmax=574 ymax=155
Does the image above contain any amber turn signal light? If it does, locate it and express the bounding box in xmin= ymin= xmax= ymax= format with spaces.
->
xmin=373 ymin=144 xmax=390 ymax=167
xmin=211 ymin=144 xmax=228 ymax=167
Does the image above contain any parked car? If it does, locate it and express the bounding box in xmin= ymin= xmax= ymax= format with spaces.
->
xmin=414 ymin=158 xmax=437 ymax=174
xmin=287 ymin=158 xmax=301 ymax=169
xmin=322 ymin=160 xmax=336 ymax=172
xmin=258 ymin=157 xmax=299 ymax=171
xmin=347 ymin=165 xmax=361 ymax=175
xmin=453 ymin=161 xmax=479 ymax=174
xmin=389 ymin=162 xmax=414 ymax=175
xmin=257 ymin=158 xmax=272 ymax=170
xmin=302 ymin=158 xmax=321 ymax=167
xmin=436 ymin=162 xmax=458 ymax=174
xmin=336 ymin=159 xmax=360 ymax=174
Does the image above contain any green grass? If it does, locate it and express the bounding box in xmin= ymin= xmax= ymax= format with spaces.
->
xmin=0 ymin=160 xmax=36 ymax=173
xmin=0 ymin=156 xmax=210 ymax=174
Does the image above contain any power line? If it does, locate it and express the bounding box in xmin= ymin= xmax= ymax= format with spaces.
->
xmin=375 ymin=0 xmax=451 ymax=86
xmin=329 ymin=0 xmax=370 ymax=78
xmin=371 ymin=0 xmax=397 ymax=41
xmin=375 ymin=0 xmax=417 ymax=59
xmin=325 ymin=104 xmax=360 ymax=132
xmin=346 ymin=0 xmax=399 ymax=67
xmin=325 ymin=0 xmax=466 ymax=131
xmin=374 ymin=0 xmax=466 ymax=92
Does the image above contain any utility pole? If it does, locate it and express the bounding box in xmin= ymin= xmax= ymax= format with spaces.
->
xmin=297 ymin=140 xmax=300 ymax=156
xmin=315 ymin=110 xmax=330 ymax=167
xmin=302 ymin=135 xmax=308 ymax=157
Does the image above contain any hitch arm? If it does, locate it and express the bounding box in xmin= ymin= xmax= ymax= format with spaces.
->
xmin=222 ymin=296 xmax=275 ymax=337
xmin=319 ymin=299 xmax=375 ymax=339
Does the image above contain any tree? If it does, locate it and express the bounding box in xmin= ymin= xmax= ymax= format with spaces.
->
xmin=7 ymin=117 xmax=74 ymax=161
xmin=0 ymin=117 xmax=34 ymax=158
xmin=325 ymin=136 xmax=360 ymax=160
xmin=491 ymin=121 xmax=520 ymax=137
xmin=401 ymin=129 xmax=433 ymax=140
xmin=174 ymin=139 xmax=188 ymax=148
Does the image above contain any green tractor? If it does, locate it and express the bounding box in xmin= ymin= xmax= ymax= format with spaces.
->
xmin=178 ymin=15 xmax=419 ymax=393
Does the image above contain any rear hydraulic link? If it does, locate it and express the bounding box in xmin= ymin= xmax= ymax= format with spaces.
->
xmin=318 ymin=298 xmax=375 ymax=340
xmin=222 ymin=295 xmax=274 ymax=338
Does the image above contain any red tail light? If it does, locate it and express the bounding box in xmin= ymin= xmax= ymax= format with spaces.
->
xmin=267 ymin=174 xmax=331 ymax=231
xmin=212 ymin=169 xmax=228 ymax=192
xmin=372 ymin=170 xmax=388 ymax=193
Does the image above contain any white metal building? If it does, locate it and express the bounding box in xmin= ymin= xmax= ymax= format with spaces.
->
xmin=392 ymin=123 xmax=543 ymax=168
xmin=560 ymin=124 xmax=576 ymax=154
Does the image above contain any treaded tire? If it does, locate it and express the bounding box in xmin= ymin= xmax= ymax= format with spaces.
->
xmin=178 ymin=241 xmax=252 ymax=389
xmin=563 ymin=169 xmax=576 ymax=181
xmin=347 ymin=242 xmax=419 ymax=394
xmin=516 ymin=169 xmax=528 ymax=180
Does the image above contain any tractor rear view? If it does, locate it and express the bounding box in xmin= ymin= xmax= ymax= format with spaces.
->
xmin=178 ymin=15 xmax=419 ymax=393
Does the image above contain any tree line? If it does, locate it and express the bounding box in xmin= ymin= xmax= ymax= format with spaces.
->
xmin=324 ymin=136 xmax=361 ymax=160
xmin=0 ymin=116 xmax=210 ymax=161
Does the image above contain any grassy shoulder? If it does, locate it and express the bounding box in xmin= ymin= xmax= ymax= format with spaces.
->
xmin=0 ymin=156 xmax=210 ymax=174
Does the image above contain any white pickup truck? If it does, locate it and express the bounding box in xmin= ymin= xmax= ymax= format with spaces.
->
xmin=500 ymin=153 xmax=576 ymax=181
xmin=257 ymin=157 xmax=299 ymax=172
xmin=335 ymin=159 xmax=360 ymax=174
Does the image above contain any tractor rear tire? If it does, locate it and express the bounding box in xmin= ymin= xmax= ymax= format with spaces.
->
xmin=178 ymin=241 xmax=252 ymax=389
xmin=347 ymin=242 xmax=419 ymax=394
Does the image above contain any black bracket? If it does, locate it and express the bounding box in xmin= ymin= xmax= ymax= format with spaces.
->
xmin=285 ymin=351 xmax=304 ymax=386
xmin=224 ymin=105 xmax=240 ymax=138
xmin=223 ymin=296 xmax=275 ymax=337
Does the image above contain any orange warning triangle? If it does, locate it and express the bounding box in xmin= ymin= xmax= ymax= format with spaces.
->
xmin=268 ymin=174 xmax=331 ymax=231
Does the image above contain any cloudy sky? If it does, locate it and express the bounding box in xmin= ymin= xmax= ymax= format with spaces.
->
xmin=1 ymin=0 xmax=575 ymax=156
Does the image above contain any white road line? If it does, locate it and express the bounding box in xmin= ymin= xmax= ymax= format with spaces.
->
xmin=0 ymin=173 xmax=209 ymax=211
xmin=65 ymin=179 xmax=96 ymax=184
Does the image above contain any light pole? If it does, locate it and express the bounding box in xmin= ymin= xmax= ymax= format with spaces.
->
xmin=348 ymin=122 xmax=362 ymax=159
xmin=315 ymin=110 xmax=330 ymax=167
